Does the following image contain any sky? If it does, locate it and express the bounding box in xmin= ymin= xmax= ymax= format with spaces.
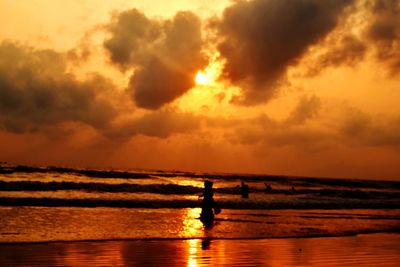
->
xmin=0 ymin=0 xmax=399 ymax=180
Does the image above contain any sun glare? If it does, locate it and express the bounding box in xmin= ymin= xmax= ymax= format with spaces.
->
xmin=177 ymin=55 xmax=239 ymax=114
xmin=195 ymin=71 xmax=208 ymax=85
xmin=194 ymin=56 xmax=222 ymax=86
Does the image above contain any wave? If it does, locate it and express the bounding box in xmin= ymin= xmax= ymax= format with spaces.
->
xmin=0 ymin=165 xmax=151 ymax=179
xmin=0 ymin=196 xmax=399 ymax=209
xmin=0 ymin=181 xmax=202 ymax=194
xmin=1 ymin=181 xmax=399 ymax=200
xmin=2 ymin=164 xmax=400 ymax=190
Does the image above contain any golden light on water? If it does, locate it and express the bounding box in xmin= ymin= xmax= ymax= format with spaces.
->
xmin=181 ymin=208 xmax=203 ymax=238
xmin=182 ymin=208 xmax=203 ymax=267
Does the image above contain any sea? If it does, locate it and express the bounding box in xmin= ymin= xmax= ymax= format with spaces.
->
xmin=0 ymin=164 xmax=399 ymax=266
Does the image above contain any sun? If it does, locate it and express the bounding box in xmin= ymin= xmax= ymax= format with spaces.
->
xmin=194 ymin=56 xmax=222 ymax=86
xmin=195 ymin=71 xmax=208 ymax=85
xmin=193 ymin=53 xmax=224 ymax=89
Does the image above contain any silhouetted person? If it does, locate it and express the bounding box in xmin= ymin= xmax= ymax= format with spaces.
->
xmin=291 ymin=186 xmax=297 ymax=194
xmin=199 ymin=180 xmax=219 ymax=227
xmin=264 ymin=183 xmax=272 ymax=192
xmin=240 ymin=181 xmax=249 ymax=198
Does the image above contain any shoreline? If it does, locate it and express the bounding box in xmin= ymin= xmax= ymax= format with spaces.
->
xmin=1 ymin=230 xmax=399 ymax=245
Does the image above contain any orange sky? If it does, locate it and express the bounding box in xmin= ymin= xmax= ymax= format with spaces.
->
xmin=0 ymin=0 xmax=399 ymax=180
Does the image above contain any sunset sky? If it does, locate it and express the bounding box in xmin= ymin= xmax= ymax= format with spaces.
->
xmin=0 ymin=0 xmax=399 ymax=180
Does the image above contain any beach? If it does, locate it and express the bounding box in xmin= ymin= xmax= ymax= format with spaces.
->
xmin=1 ymin=207 xmax=399 ymax=266
xmin=1 ymin=165 xmax=399 ymax=265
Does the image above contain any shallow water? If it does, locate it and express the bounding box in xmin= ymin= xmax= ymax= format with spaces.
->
xmin=0 ymin=234 xmax=399 ymax=266
xmin=1 ymin=207 xmax=399 ymax=242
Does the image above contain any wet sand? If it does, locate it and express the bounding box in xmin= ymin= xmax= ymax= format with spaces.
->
xmin=0 ymin=233 xmax=399 ymax=266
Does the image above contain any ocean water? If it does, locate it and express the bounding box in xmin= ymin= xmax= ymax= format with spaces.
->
xmin=0 ymin=164 xmax=399 ymax=242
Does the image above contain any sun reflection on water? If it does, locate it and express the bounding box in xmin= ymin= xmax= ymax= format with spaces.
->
xmin=181 ymin=208 xmax=210 ymax=266
xmin=181 ymin=208 xmax=203 ymax=238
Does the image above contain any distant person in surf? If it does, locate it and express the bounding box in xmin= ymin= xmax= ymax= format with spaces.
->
xmin=240 ymin=181 xmax=249 ymax=198
xmin=291 ymin=186 xmax=297 ymax=194
xmin=199 ymin=180 xmax=220 ymax=227
xmin=264 ymin=183 xmax=272 ymax=192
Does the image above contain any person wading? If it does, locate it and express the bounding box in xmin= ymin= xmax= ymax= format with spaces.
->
xmin=199 ymin=180 xmax=220 ymax=227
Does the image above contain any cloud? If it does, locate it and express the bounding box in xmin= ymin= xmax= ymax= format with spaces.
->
xmin=225 ymin=92 xmax=400 ymax=155
xmin=296 ymin=0 xmax=400 ymax=77
xmin=340 ymin=107 xmax=400 ymax=147
xmin=0 ymin=42 xmax=202 ymax=141
xmin=132 ymin=111 xmax=201 ymax=138
xmin=285 ymin=95 xmax=321 ymax=125
xmin=0 ymin=42 xmax=117 ymax=134
xmin=104 ymin=111 xmax=202 ymax=140
xmin=366 ymin=0 xmax=400 ymax=75
xmin=210 ymin=97 xmax=400 ymax=151
xmin=229 ymin=113 xmax=330 ymax=151
xmin=215 ymin=0 xmax=353 ymax=105
xmin=208 ymin=95 xmax=327 ymax=149
xmin=306 ymin=34 xmax=367 ymax=76
xmin=104 ymin=9 xmax=161 ymax=68
xmin=104 ymin=9 xmax=206 ymax=109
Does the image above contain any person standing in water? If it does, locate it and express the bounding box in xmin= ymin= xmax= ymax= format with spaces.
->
xmin=240 ymin=181 xmax=249 ymax=198
xmin=199 ymin=180 xmax=220 ymax=227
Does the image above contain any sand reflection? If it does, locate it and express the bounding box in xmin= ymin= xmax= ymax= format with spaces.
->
xmin=0 ymin=234 xmax=399 ymax=266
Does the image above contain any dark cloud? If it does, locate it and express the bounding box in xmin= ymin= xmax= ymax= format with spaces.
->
xmin=0 ymin=42 xmax=117 ymax=134
xmin=132 ymin=111 xmax=201 ymax=138
xmin=366 ymin=0 xmax=400 ymax=75
xmin=206 ymin=96 xmax=327 ymax=148
xmin=340 ymin=108 xmax=372 ymax=137
xmin=67 ymin=30 xmax=96 ymax=63
xmin=104 ymin=9 xmax=161 ymax=68
xmin=340 ymin=108 xmax=400 ymax=147
xmin=307 ymin=34 xmax=367 ymax=76
xmin=130 ymin=56 xmax=195 ymax=109
xmin=104 ymin=9 xmax=206 ymax=109
xmin=300 ymin=0 xmax=400 ymax=76
xmin=229 ymin=113 xmax=330 ymax=151
xmin=216 ymin=0 xmax=353 ymax=104
xmin=104 ymin=111 xmax=202 ymax=140
xmin=210 ymin=97 xmax=400 ymax=151
xmin=231 ymin=105 xmax=400 ymax=150
xmin=285 ymin=95 xmax=321 ymax=125
xmin=0 ymin=42 xmax=202 ymax=141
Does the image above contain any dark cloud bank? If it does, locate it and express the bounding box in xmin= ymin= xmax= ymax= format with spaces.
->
xmin=213 ymin=0 xmax=400 ymax=104
xmin=366 ymin=0 xmax=400 ymax=75
xmin=0 ymin=42 xmax=117 ymax=134
xmin=0 ymin=42 xmax=200 ymax=139
xmin=215 ymin=0 xmax=353 ymax=104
